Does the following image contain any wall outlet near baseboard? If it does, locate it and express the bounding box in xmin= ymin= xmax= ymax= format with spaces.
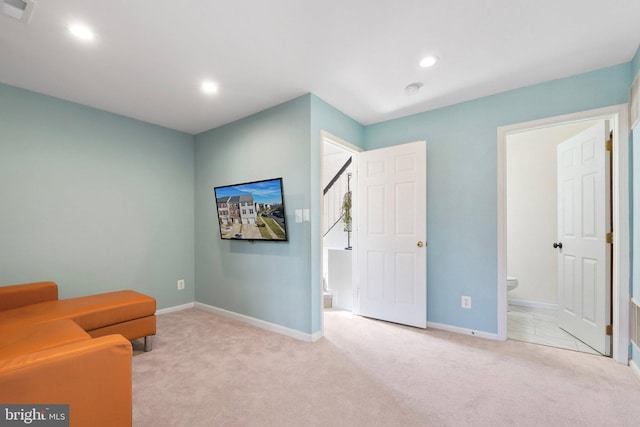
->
xmin=461 ymin=296 xmax=471 ymax=309
xmin=177 ymin=279 xmax=185 ymax=290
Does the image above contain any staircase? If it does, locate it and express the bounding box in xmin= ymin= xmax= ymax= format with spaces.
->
xmin=323 ymin=157 xmax=352 ymax=237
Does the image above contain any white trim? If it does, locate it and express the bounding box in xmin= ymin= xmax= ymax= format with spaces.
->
xmin=632 ymin=297 xmax=640 ymax=307
xmin=612 ymin=105 xmax=631 ymax=365
xmin=630 ymin=359 xmax=640 ymax=382
xmin=497 ymin=104 xmax=630 ymax=364
xmin=194 ymin=302 xmax=319 ymax=343
xmin=630 ymin=71 xmax=639 ymax=129
xmin=427 ymin=322 xmax=498 ymax=341
xmin=310 ymin=331 xmax=324 ymax=342
xmin=155 ymin=302 xmax=195 ymax=315
xmin=321 ymin=130 xmax=364 ymax=154
xmin=508 ymin=299 xmax=559 ymax=311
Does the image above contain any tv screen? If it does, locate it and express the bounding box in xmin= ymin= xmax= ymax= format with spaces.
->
xmin=214 ymin=177 xmax=288 ymax=241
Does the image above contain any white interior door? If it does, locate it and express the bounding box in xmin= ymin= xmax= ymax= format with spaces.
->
xmin=357 ymin=140 xmax=427 ymax=328
xmin=557 ymin=122 xmax=611 ymax=355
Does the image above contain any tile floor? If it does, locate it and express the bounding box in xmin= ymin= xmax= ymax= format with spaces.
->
xmin=507 ymin=304 xmax=601 ymax=355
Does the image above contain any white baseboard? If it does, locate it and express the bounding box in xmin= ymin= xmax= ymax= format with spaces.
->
xmin=508 ymin=299 xmax=558 ymax=310
xmin=427 ymin=321 xmax=498 ymax=340
xmin=310 ymin=331 xmax=323 ymax=342
xmin=194 ymin=302 xmax=319 ymax=343
xmin=155 ymin=302 xmax=195 ymax=315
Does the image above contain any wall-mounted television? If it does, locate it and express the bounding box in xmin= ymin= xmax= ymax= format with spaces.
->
xmin=214 ymin=177 xmax=288 ymax=241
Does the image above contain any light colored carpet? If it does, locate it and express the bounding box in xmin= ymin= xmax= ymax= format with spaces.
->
xmin=132 ymin=308 xmax=640 ymax=426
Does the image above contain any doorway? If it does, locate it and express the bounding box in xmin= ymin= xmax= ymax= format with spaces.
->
xmin=497 ymin=104 xmax=630 ymax=364
xmin=505 ymin=120 xmax=607 ymax=355
xmin=320 ymin=136 xmax=428 ymax=331
xmin=321 ymin=133 xmax=361 ymax=314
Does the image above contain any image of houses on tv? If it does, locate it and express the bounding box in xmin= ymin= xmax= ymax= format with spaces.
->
xmin=216 ymin=194 xmax=261 ymax=225
xmin=214 ymin=178 xmax=287 ymax=240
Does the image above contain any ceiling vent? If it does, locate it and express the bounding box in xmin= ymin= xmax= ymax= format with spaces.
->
xmin=2 ymin=0 xmax=35 ymax=23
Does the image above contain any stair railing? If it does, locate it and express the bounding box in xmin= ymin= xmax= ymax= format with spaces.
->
xmin=323 ymin=157 xmax=352 ymax=237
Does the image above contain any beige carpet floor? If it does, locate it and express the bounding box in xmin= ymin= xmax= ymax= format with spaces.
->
xmin=131 ymin=308 xmax=640 ymax=426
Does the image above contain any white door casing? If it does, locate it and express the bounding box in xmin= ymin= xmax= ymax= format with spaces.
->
xmin=556 ymin=122 xmax=611 ymax=355
xmin=497 ymin=104 xmax=629 ymax=364
xmin=357 ymin=140 xmax=427 ymax=328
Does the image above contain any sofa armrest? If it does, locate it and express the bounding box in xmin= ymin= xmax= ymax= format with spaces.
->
xmin=0 ymin=281 xmax=58 ymax=311
xmin=0 ymin=335 xmax=132 ymax=427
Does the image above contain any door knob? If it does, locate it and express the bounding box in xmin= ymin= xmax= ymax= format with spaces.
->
xmin=553 ymin=242 xmax=563 ymax=249
xmin=417 ymin=241 xmax=424 ymax=247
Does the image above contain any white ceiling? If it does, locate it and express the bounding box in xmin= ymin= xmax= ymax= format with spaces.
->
xmin=1 ymin=1 xmax=639 ymax=135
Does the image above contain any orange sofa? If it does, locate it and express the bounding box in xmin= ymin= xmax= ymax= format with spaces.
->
xmin=0 ymin=281 xmax=157 ymax=427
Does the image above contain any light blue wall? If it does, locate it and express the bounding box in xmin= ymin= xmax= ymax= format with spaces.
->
xmin=193 ymin=94 xmax=364 ymax=335
xmin=0 ymin=83 xmax=195 ymax=309
xmin=364 ymin=64 xmax=631 ymax=334
xmin=309 ymin=94 xmax=365 ymax=332
xmin=632 ymin=44 xmax=640 ymax=81
xmin=2 ymin=58 xmax=636 ymax=341
xmin=194 ymin=95 xmax=314 ymax=333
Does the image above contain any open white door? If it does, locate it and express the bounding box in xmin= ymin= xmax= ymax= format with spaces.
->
xmin=556 ymin=122 xmax=611 ymax=355
xmin=357 ymin=140 xmax=427 ymax=328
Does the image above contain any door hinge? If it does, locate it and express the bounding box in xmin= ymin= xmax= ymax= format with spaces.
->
xmin=606 ymin=233 xmax=613 ymax=244
xmin=606 ymin=324 xmax=613 ymax=336
xmin=606 ymin=139 xmax=612 ymax=152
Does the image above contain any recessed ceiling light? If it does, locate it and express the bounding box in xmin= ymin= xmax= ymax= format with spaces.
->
xmin=419 ymin=55 xmax=439 ymax=68
xmin=68 ymin=24 xmax=95 ymax=41
xmin=201 ymin=81 xmax=218 ymax=95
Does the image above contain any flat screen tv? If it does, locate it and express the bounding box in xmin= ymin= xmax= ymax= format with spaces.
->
xmin=214 ymin=177 xmax=288 ymax=241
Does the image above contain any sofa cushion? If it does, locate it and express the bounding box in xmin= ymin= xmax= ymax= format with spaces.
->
xmin=0 ymin=334 xmax=133 ymax=426
xmin=0 ymin=290 xmax=155 ymax=332
xmin=0 ymin=281 xmax=58 ymax=311
xmin=0 ymin=319 xmax=90 ymax=360
xmin=88 ymin=315 xmax=156 ymax=341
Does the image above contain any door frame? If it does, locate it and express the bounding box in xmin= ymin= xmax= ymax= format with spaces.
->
xmin=319 ymin=131 xmax=363 ymax=334
xmin=497 ymin=104 xmax=630 ymax=364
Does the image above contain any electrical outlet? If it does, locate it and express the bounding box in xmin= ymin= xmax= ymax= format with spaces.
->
xmin=177 ymin=279 xmax=185 ymax=290
xmin=461 ymin=296 xmax=471 ymax=309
